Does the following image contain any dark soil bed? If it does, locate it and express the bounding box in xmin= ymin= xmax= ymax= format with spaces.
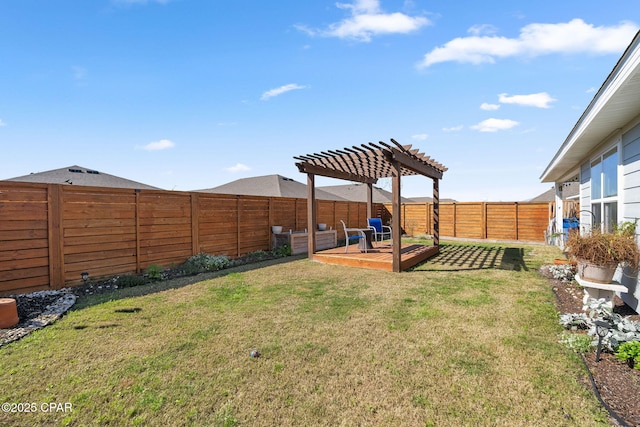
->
xmin=545 ymin=265 xmax=640 ymax=426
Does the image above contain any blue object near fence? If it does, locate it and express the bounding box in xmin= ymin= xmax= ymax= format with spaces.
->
xmin=563 ymin=217 xmax=579 ymax=241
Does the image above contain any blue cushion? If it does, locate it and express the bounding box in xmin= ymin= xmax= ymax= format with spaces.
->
xmin=368 ymin=218 xmax=383 ymax=232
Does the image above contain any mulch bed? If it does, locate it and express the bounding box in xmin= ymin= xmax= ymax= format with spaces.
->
xmin=545 ymin=265 xmax=640 ymax=426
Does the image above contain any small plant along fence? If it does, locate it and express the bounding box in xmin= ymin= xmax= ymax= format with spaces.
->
xmin=1 ymin=182 xmax=551 ymax=295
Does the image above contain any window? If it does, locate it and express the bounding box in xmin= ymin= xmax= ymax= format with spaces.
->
xmin=590 ymin=148 xmax=618 ymax=232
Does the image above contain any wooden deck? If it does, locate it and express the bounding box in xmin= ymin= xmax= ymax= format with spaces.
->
xmin=311 ymin=242 xmax=439 ymax=272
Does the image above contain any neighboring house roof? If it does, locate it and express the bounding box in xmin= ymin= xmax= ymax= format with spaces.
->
xmin=4 ymin=165 xmax=161 ymax=190
xmin=541 ymin=30 xmax=640 ymax=183
xmin=318 ymin=183 xmax=414 ymax=203
xmin=407 ymin=196 xmax=457 ymax=203
xmin=529 ymin=182 xmax=580 ymax=202
xmin=196 ymin=174 xmax=347 ymax=201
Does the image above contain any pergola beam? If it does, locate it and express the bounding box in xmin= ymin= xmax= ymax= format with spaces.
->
xmin=295 ymin=162 xmax=378 ymax=184
xmin=387 ymin=148 xmax=443 ymax=180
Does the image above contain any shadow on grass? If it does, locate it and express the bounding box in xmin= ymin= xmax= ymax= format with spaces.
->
xmin=413 ymin=244 xmax=528 ymax=272
xmin=72 ymin=254 xmax=307 ymax=311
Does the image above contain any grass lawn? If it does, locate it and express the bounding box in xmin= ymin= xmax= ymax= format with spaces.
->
xmin=0 ymin=241 xmax=609 ymax=426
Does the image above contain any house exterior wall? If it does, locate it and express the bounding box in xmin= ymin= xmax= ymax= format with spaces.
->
xmin=543 ymin=31 xmax=640 ymax=313
xmin=620 ymin=121 xmax=640 ymax=310
xmin=575 ymin=122 xmax=640 ymax=311
xmin=622 ymin=122 xmax=640 ymax=221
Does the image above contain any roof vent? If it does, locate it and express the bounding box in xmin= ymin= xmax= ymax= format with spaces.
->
xmin=86 ymin=170 xmax=100 ymax=174
xmin=68 ymin=168 xmax=84 ymax=173
xmin=282 ymin=177 xmax=294 ymax=182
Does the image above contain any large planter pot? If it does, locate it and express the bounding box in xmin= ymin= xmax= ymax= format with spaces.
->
xmin=577 ymin=260 xmax=618 ymax=284
xmin=0 ymin=298 xmax=19 ymax=328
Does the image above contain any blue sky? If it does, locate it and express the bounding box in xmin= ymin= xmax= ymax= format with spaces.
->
xmin=1 ymin=0 xmax=638 ymax=201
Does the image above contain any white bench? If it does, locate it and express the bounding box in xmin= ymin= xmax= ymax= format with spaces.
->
xmin=575 ymin=275 xmax=628 ymax=309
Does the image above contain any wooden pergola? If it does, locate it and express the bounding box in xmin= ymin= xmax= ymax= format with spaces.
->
xmin=294 ymin=138 xmax=447 ymax=272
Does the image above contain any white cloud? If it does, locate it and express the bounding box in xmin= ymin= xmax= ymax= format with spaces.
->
xmin=140 ymin=139 xmax=175 ymax=151
xmin=442 ymin=125 xmax=463 ymax=132
xmin=480 ymin=103 xmax=500 ymax=111
xmin=468 ymin=24 xmax=498 ymax=37
xmin=471 ymin=118 xmax=519 ymax=132
xmin=0 ymin=119 xmax=6 ymax=127
xmin=418 ymin=19 xmax=638 ymax=68
xmin=226 ymin=163 xmax=251 ymax=173
xmin=296 ymin=0 xmax=430 ymax=42
xmin=586 ymin=87 xmax=598 ymax=93
xmin=498 ymin=92 xmax=556 ymax=108
xmin=261 ymin=83 xmax=307 ymax=101
xmin=411 ymin=133 xmax=428 ymax=140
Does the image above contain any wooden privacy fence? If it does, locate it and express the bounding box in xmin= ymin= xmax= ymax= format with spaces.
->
xmin=0 ymin=182 xmax=373 ymax=295
xmin=1 ymin=182 xmax=552 ymax=295
xmin=383 ymin=202 xmax=551 ymax=242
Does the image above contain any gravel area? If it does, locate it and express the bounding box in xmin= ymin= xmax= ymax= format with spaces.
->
xmin=1 ymin=290 xmax=77 ymax=347
xmin=0 ymin=278 xmax=126 ymax=347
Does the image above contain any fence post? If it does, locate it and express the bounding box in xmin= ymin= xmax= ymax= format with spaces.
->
xmin=236 ymin=196 xmax=241 ymax=257
xmin=191 ymin=193 xmax=200 ymax=255
xmin=453 ymin=202 xmax=457 ymax=238
xmin=135 ymin=190 xmax=141 ymax=273
xmin=47 ymin=184 xmax=64 ymax=289
xmin=425 ymin=202 xmax=429 ymax=235
xmin=515 ymin=202 xmax=519 ymax=241
xmin=482 ymin=202 xmax=487 ymax=239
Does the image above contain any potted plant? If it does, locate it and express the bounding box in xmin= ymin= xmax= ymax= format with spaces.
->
xmin=566 ymin=221 xmax=639 ymax=283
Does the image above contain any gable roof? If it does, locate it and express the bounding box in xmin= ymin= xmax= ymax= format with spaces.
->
xmin=529 ymin=182 xmax=580 ymax=202
xmin=4 ymin=165 xmax=161 ymax=190
xmin=408 ymin=196 xmax=457 ymax=203
xmin=318 ymin=183 xmax=414 ymax=203
xmin=196 ymin=174 xmax=347 ymax=201
xmin=541 ymin=30 xmax=640 ymax=183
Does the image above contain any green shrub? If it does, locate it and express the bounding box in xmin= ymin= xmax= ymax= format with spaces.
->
xmin=244 ymin=250 xmax=269 ymax=262
xmin=181 ymin=253 xmax=231 ymax=275
xmin=273 ymin=244 xmax=291 ymax=257
xmin=615 ymin=341 xmax=640 ymax=368
xmin=114 ymin=274 xmax=146 ymax=288
xmin=146 ymin=264 xmax=163 ymax=281
xmin=548 ymin=264 xmax=576 ymax=282
xmin=560 ymin=333 xmax=594 ymax=353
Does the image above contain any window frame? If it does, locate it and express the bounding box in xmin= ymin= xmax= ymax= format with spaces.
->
xmin=590 ymin=147 xmax=619 ymax=232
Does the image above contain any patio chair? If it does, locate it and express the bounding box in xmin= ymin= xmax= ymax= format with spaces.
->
xmin=367 ymin=218 xmax=392 ymax=242
xmin=341 ymin=220 xmax=368 ymax=253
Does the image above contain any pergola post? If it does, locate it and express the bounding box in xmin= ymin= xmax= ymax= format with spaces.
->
xmin=366 ymin=183 xmax=373 ymax=220
xmin=307 ymin=173 xmax=316 ymax=256
xmin=391 ymin=160 xmax=402 ymax=272
xmin=433 ymin=178 xmax=440 ymax=248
